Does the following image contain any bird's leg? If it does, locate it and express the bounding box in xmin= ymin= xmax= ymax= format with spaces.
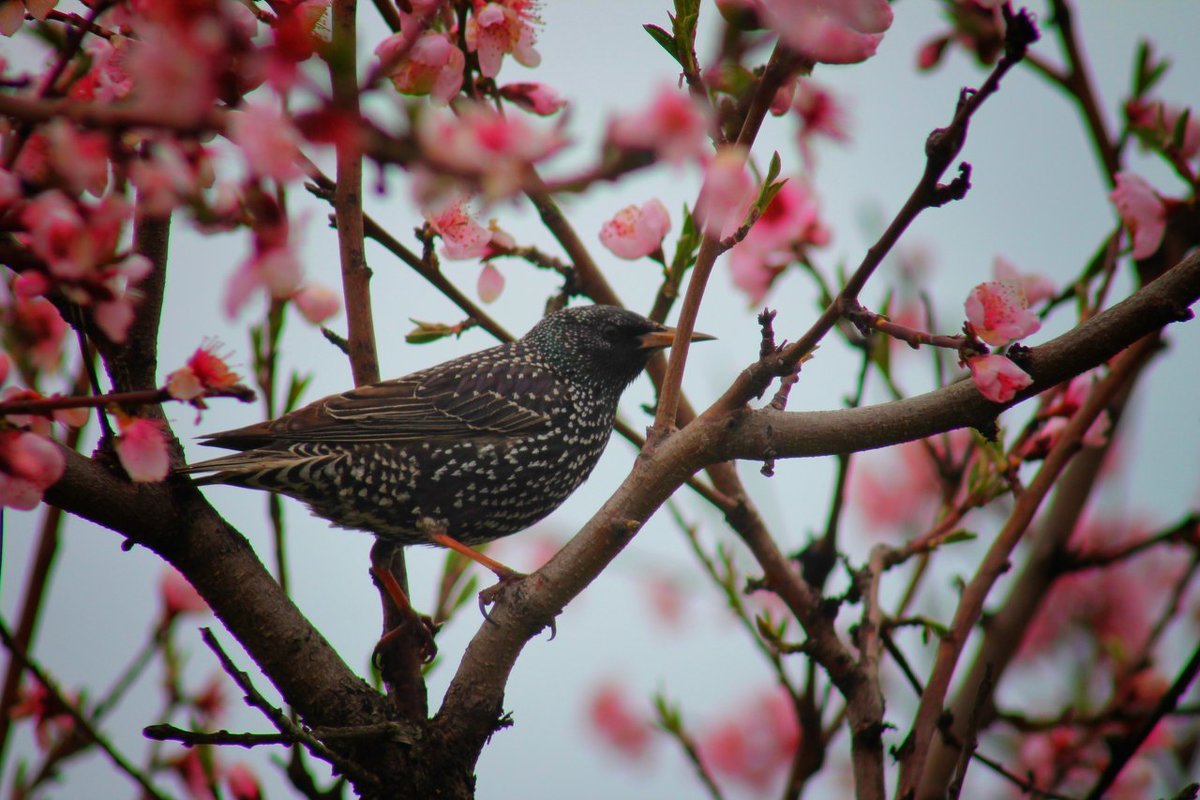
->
xmin=370 ymin=554 xmax=437 ymax=666
xmin=428 ymin=531 xmax=525 ymax=583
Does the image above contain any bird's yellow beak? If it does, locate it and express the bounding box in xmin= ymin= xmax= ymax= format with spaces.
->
xmin=638 ymin=327 xmax=717 ymax=350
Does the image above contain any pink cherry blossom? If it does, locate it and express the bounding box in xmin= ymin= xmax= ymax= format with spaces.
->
xmin=160 ymin=567 xmax=210 ymax=623
xmin=477 ymin=263 xmax=505 ymax=303
xmin=1110 ymin=171 xmax=1166 ymax=259
xmin=124 ymin=24 xmax=223 ymax=125
xmin=115 ymin=416 xmax=170 ymax=482
xmin=1126 ymin=97 xmax=1200 ymax=161
xmin=417 ymin=104 xmax=567 ymax=196
xmin=587 ymin=681 xmax=652 ymax=760
xmin=699 ymin=688 xmax=799 ymax=790
xmin=129 ymin=140 xmax=208 ymax=218
xmin=498 ymin=82 xmax=567 ymax=116
xmin=793 ymin=80 xmax=849 ymax=163
xmin=0 ymin=0 xmax=56 ymax=37
xmin=426 ymin=198 xmax=493 ymax=260
xmin=763 ymin=0 xmax=893 ymax=65
xmin=9 ymin=679 xmax=75 ymax=751
xmin=730 ymin=179 xmax=829 ymax=303
xmin=9 ymin=297 xmax=67 ymax=373
xmin=228 ymin=103 xmax=305 ymax=183
xmin=967 ymin=354 xmax=1033 ymax=403
xmin=964 ymin=280 xmax=1041 ymax=347
xmin=850 ymin=431 xmax=969 ymax=536
xmin=375 ymin=31 xmax=464 ymax=104
xmin=226 ymin=762 xmax=262 ymax=800
xmin=694 ymin=148 xmax=757 ymax=241
xmin=0 ymin=430 xmax=65 ymax=510
xmin=291 ymin=283 xmax=341 ymax=324
xmin=167 ymin=342 xmax=241 ymax=401
xmin=225 ymin=238 xmax=305 ymax=319
xmin=599 ymin=199 xmax=671 ymax=260
xmin=607 ymin=86 xmax=711 ymax=165
xmin=993 ymin=255 xmax=1056 ymax=305
xmin=70 ymin=37 xmax=134 ymax=103
xmin=464 ymin=0 xmax=541 ymax=78
xmin=45 ymin=119 xmax=109 ymax=197
xmin=0 ymin=167 xmax=20 ymax=211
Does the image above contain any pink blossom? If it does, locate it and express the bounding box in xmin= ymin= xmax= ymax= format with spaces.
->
xmin=477 ymin=263 xmax=504 ymax=303
xmin=0 ymin=0 xmax=56 ymax=36
xmin=0 ymin=430 xmax=65 ymax=510
xmin=967 ymin=354 xmax=1033 ymax=403
xmin=225 ymin=241 xmax=305 ymax=319
xmin=694 ymin=148 xmax=756 ymax=241
xmin=160 ymin=567 xmax=209 ymax=623
xmin=166 ymin=342 xmax=241 ymax=401
xmin=699 ymin=688 xmax=799 ymax=790
xmin=168 ymin=746 xmax=218 ymax=800
xmin=850 ymin=432 xmax=968 ymax=535
xmin=291 ymin=283 xmax=341 ymax=324
xmin=587 ymin=681 xmax=652 ymax=760
xmin=426 ymin=198 xmax=493 ymax=260
xmin=763 ymin=0 xmax=893 ymax=65
xmin=45 ymin=119 xmax=109 ymax=197
xmin=498 ymin=82 xmax=567 ymax=116
xmin=964 ymin=280 xmax=1041 ymax=347
xmin=115 ymin=416 xmax=170 ymax=482
xmin=417 ymin=104 xmax=566 ymax=196
xmin=607 ymin=86 xmax=711 ymax=165
xmin=9 ymin=297 xmax=67 ymax=372
xmin=0 ymin=167 xmax=20 ymax=211
xmin=993 ymin=255 xmax=1056 ymax=305
xmin=644 ymin=575 xmax=685 ymax=628
xmin=1110 ymin=172 xmax=1166 ymax=259
xmin=793 ymin=80 xmax=849 ymax=163
xmin=0 ymin=351 xmax=8 ymax=386
xmin=125 ymin=24 xmax=222 ymax=125
xmin=9 ymin=680 xmax=75 ymax=751
xmin=599 ymin=199 xmax=671 ymax=260
xmin=226 ymin=763 xmax=262 ymax=800
xmin=70 ymin=37 xmax=134 ymax=103
xmin=1126 ymin=97 xmax=1200 ymax=161
xmin=375 ymin=31 xmax=464 ymax=104
xmin=228 ymin=103 xmax=305 ymax=183
xmin=130 ymin=140 xmax=207 ymax=218
xmin=729 ymin=179 xmax=829 ymax=303
xmin=464 ymin=1 xmax=541 ymax=78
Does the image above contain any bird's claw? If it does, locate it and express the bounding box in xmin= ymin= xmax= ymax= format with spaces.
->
xmin=477 ymin=572 xmax=557 ymax=640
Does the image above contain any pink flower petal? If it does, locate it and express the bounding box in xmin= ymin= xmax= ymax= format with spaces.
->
xmin=1110 ymin=172 xmax=1166 ymax=260
xmin=968 ymin=354 xmax=1033 ymax=403
xmin=964 ymin=281 xmax=1041 ymax=347
xmin=694 ymin=149 xmax=756 ymax=240
xmin=477 ymin=263 xmax=504 ymax=303
xmin=116 ymin=417 xmax=170 ymax=482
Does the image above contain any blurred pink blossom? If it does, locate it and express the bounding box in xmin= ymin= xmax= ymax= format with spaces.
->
xmin=226 ymin=762 xmax=262 ymax=800
xmin=599 ymin=199 xmax=671 ymax=260
xmin=763 ymin=0 xmax=893 ymax=64
xmin=499 ymin=82 xmax=567 ymax=116
xmin=967 ymin=354 xmax=1032 ymax=403
xmin=694 ymin=149 xmax=756 ymax=240
xmin=964 ymin=280 xmax=1041 ymax=347
xmin=291 ymin=283 xmax=341 ymax=324
xmin=729 ymin=179 xmax=829 ymax=303
xmin=0 ymin=429 xmax=65 ymax=510
xmin=1110 ymin=172 xmax=1166 ymax=259
xmin=166 ymin=342 xmax=241 ymax=401
xmin=228 ymin=103 xmax=305 ymax=183
xmin=699 ymin=688 xmax=799 ymax=791
xmin=607 ymin=86 xmax=711 ymax=165
xmin=587 ymin=681 xmax=653 ymax=760
xmin=993 ymin=255 xmax=1056 ymax=305
xmin=1126 ymin=97 xmax=1200 ymax=161
xmin=160 ymin=567 xmax=210 ymax=623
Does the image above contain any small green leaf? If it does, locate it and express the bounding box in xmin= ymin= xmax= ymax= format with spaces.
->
xmin=765 ymin=151 xmax=782 ymax=186
xmin=1132 ymin=40 xmax=1170 ymax=97
xmin=941 ymin=530 xmax=977 ymax=546
xmin=1171 ymin=107 xmax=1192 ymax=151
xmin=643 ymin=23 xmax=677 ymax=61
xmin=406 ymin=319 xmax=457 ymax=344
xmin=284 ymin=371 xmax=313 ymax=414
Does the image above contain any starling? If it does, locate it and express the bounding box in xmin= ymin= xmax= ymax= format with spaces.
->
xmin=182 ymin=305 xmax=712 ymax=573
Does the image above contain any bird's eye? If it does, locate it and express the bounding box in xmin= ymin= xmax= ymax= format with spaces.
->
xmin=600 ymin=325 xmax=622 ymax=343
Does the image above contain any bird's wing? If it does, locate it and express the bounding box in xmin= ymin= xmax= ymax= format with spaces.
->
xmin=200 ymin=356 xmax=561 ymax=449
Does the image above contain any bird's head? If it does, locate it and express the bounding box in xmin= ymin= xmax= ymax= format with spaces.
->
xmin=524 ymin=305 xmax=714 ymax=392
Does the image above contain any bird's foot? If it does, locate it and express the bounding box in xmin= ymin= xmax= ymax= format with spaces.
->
xmin=371 ymin=564 xmax=438 ymax=664
xmin=478 ymin=570 xmax=557 ymax=640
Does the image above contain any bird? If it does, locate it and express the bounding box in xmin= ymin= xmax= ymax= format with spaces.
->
xmin=181 ymin=305 xmax=713 ymax=581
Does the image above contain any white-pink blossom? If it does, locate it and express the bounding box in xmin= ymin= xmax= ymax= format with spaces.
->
xmin=599 ymin=200 xmax=671 ymax=260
